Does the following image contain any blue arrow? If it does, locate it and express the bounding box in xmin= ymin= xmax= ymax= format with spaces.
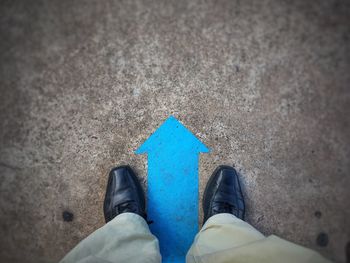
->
xmin=136 ymin=116 xmax=210 ymax=263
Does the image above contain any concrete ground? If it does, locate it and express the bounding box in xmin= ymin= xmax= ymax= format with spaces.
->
xmin=0 ymin=0 xmax=349 ymax=262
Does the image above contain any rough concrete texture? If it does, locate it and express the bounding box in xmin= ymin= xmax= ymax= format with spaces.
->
xmin=0 ymin=0 xmax=349 ymax=262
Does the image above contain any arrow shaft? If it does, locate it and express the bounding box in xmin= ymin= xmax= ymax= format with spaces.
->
xmin=147 ymin=152 xmax=199 ymax=262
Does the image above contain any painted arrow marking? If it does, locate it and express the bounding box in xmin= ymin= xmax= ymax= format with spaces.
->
xmin=136 ymin=116 xmax=210 ymax=263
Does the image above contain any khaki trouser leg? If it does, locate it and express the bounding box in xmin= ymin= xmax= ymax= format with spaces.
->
xmin=60 ymin=213 xmax=161 ymax=263
xmin=186 ymin=213 xmax=331 ymax=263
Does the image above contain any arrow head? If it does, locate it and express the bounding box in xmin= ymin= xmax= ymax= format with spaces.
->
xmin=135 ymin=116 xmax=210 ymax=155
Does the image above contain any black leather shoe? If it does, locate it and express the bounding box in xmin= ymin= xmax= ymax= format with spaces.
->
xmin=203 ymin=165 xmax=245 ymax=223
xmin=103 ymin=165 xmax=146 ymax=223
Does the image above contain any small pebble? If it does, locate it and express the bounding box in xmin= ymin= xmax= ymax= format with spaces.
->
xmin=314 ymin=211 xmax=322 ymax=218
xmin=63 ymin=211 xmax=74 ymax=222
xmin=316 ymin=232 xmax=329 ymax=247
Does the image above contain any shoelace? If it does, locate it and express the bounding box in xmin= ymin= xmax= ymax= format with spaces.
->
xmin=212 ymin=201 xmax=236 ymax=214
xmin=116 ymin=201 xmax=138 ymax=214
xmin=115 ymin=201 xmax=153 ymax=224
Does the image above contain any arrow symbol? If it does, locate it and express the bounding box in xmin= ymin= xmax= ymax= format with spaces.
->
xmin=136 ymin=116 xmax=210 ymax=263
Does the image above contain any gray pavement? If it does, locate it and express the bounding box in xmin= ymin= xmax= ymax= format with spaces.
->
xmin=0 ymin=0 xmax=349 ymax=262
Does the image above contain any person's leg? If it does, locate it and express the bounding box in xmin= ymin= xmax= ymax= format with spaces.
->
xmin=186 ymin=213 xmax=264 ymax=261
xmin=187 ymin=213 xmax=331 ymax=263
xmin=60 ymin=166 xmax=161 ymax=263
xmin=186 ymin=166 xmax=331 ymax=263
xmin=60 ymin=213 xmax=160 ymax=263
